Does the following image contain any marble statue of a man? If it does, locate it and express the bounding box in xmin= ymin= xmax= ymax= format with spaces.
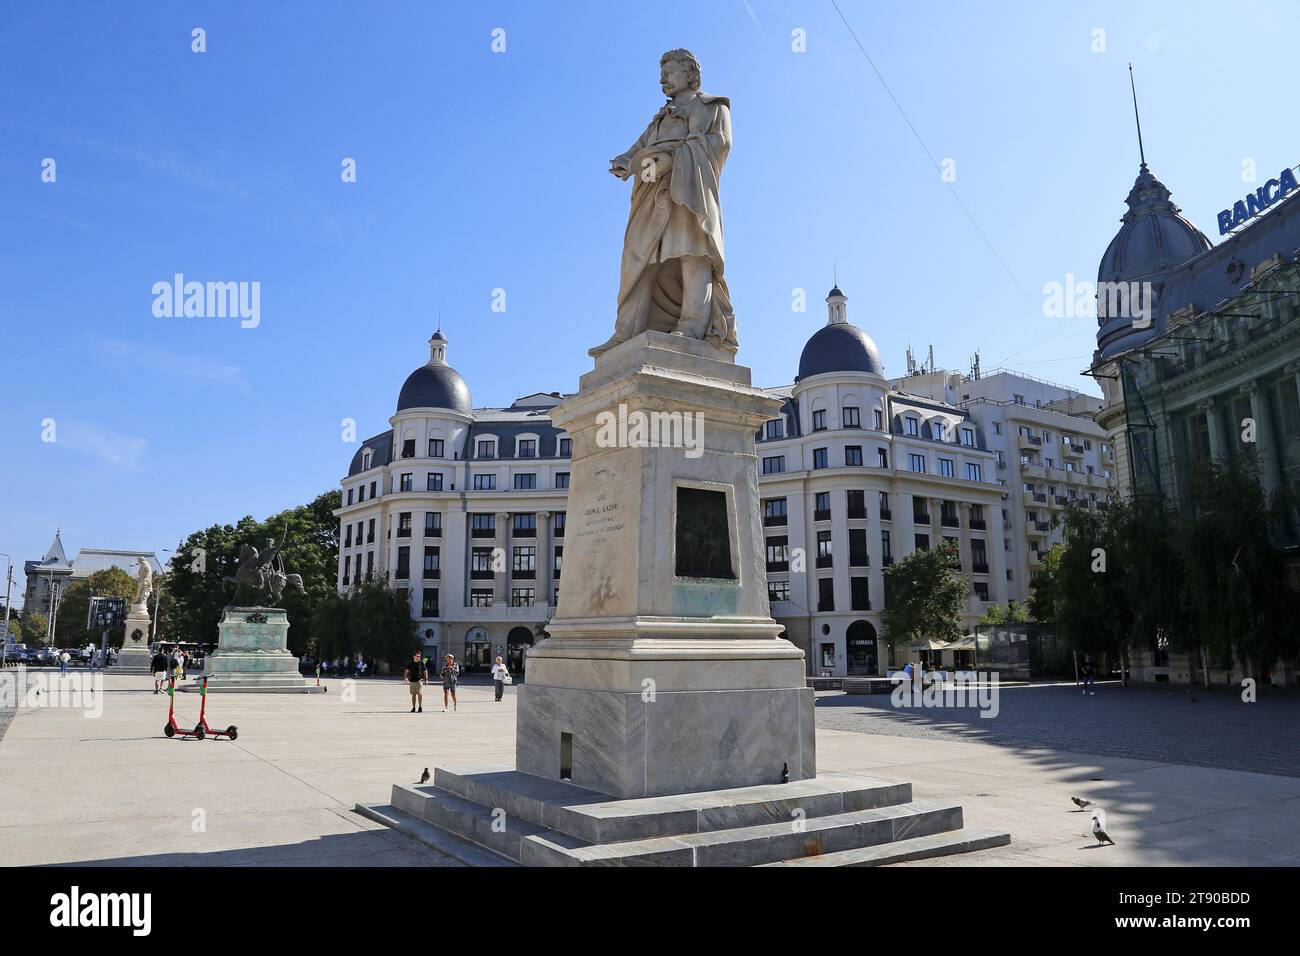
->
xmin=590 ymin=48 xmax=739 ymax=357
xmin=132 ymin=557 xmax=153 ymax=610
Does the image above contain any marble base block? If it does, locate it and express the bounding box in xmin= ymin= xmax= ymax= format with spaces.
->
xmin=193 ymin=607 xmax=320 ymax=693
xmin=114 ymin=609 xmax=154 ymax=674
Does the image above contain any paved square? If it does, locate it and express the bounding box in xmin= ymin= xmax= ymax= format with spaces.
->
xmin=1 ymin=671 xmax=1296 ymax=866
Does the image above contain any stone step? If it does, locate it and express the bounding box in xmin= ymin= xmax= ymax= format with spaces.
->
xmin=428 ymin=765 xmax=912 ymax=843
xmin=758 ymin=827 xmax=1012 ymax=867
xmin=520 ymin=799 xmax=966 ymax=867
xmin=352 ymin=802 xmax=516 ymax=867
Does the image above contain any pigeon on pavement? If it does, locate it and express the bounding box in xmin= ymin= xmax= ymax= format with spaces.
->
xmin=1091 ymin=813 xmax=1116 ymax=846
xmin=1071 ymin=796 xmax=1094 ymax=811
xmin=419 ymin=767 xmax=431 ymax=784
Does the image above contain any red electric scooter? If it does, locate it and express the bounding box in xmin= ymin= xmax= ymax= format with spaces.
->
xmin=162 ymin=676 xmax=204 ymax=739
xmin=195 ymin=674 xmax=238 ymax=740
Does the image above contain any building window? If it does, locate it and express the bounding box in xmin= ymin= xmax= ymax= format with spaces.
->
xmin=399 ymin=473 xmax=413 ymax=492
xmin=517 ymin=438 xmax=537 ymax=458
xmin=843 ymin=406 xmax=860 ymax=428
xmin=470 ymin=589 xmax=493 ymax=607
xmin=960 ymin=427 xmax=975 ymax=447
xmin=423 ymin=546 xmax=440 ymax=579
xmin=553 ymin=546 xmax=563 ymax=577
xmin=424 ymin=512 xmax=441 ymax=536
xmin=966 ymin=462 xmax=983 ymax=482
xmin=346 ymin=489 xmax=354 ymax=506
xmin=366 ymin=518 xmax=375 ymax=544
xmin=881 ymin=530 xmax=892 ymax=563
xmin=357 ymin=485 xmax=365 ymax=503
xmin=397 ymin=512 xmax=412 ymax=537
xmin=846 ymin=489 xmax=866 ymax=519
xmin=849 ymin=528 xmax=869 ymax=567
xmin=909 ymin=453 xmax=926 ymax=473
xmin=817 ymin=577 xmax=835 ymax=612
xmin=971 ymin=539 xmax=988 ymax=571
xmin=558 ymin=438 xmax=572 ymax=457
xmin=427 ymin=472 xmax=444 ymax=491
xmin=879 ymin=491 xmax=891 ymax=519
xmin=874 ymin=408 xmax=884 ymax=430
xmin=974 ymin=582 xmax=989 ymax=602
xmin=768 ymin=580 xmax=790 ymax=603
xmin=762 ymin=455 xmax=785 ymax=475
xmin=362 ymin=451 xmax=372 ymax=470
xmin=992 ymin=422 xmax=1002 ymax=435
xmin=815 ymin=491 xmax=831 ymax=520
xmin=396 ymin=546 xmax=411 ymax=580
xmin=511 ymin=587 xmax=536 ymax=607
xmin=913 ymin=498 xmax=930 ymax=523
xmin=851 ymin=576 xmax=870 ymax=611
xmin=369 ymin=480 xmax=377 ymax=498
xmin=938 ymin=457 xmax=955 ymax=477
xmin=342 ymin=555 xmax=350 ymax=586
xmin=421 ymin=588 xmax=439 ymax=617
xmin=813 ymin=448 xmax=828 ymax=470
xmin=473 ymin=474 xmax=497 ymax=491
xmin=512 ymin=546 xmax=536 ymax=577
xmin=816 ymin=530 xmax=833 ymax=568
xmin=555 ymin=472 xmax=570 ymax=489
xmin=877 ymin=448 xmax=888 ymax=468
xmin=763 ymin=498 xmax=788 ymax=526
xmin=429 ymin=438 xmax=444 ymax=458
xmin=914 ymin=533 xmax=930 ymax=551
xmin=765 ymin=536 xmax=789 ymax=572
xmin=401 ymin=439 xmax=416 ymax=459
xmin=765 ymin=419 xmax=785 ymax=440
xmin=471 ymin=513 xmax=495 ymax=537
xmin=812 ymin=409 xmax=827 ymax=432
xmin=845 ymin=445 xmax=863 ymax=467
xmin=905 ymin=417 xmax=919 ymax=437
xmin=554 ymin=512 xmax=565 ymax=537
xmin=513 ymin=513 xmax=536 ymax=537
xmin=477 ymin=440 xmax=496 ymax=459
xmin=514 ymin=473 xmax=537 ymax=490
xmin=471 ymin=548 xmax=496 ymax=579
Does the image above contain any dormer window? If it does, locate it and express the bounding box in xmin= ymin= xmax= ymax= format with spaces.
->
xmin=812 ymin=410 xmax=827 ymax=432
xmin=401 ymin=439 xmax=416 ymax=459
xmin=477 ymin=439 xmax=496 ymax=460
xmin=362 ymin=451 xmax=372 ymax=470
xmin=518 ymin=438 xmax=537 ymax=458
xmin=765 ymin=419 xmax=784 ymax=440
xmin=429 ymin=438 xmax=444 ymax=458
xmin=960 ymin=427 xmax=975 ymax=447
xmin=904 ymin=417 xmax=919 ymax=437
xmin=558 ymin=437 xmax=572 ymax=457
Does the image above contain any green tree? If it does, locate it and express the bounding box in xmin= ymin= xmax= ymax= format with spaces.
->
xmin=20 ymin=612 xmax=49 ymax=645
xmin=312 ymin=577 xmax=416 ymax=669
xmin=978 ymin=599 xmax=1031 ymax=626
xmin=164 ymin=490 xmax=341 ymax=656
xmin=1171 ymin=457 xmax=1296 ymax=682
xmin=54 ymin=567 xmax=136 ymax=648
xmin=881 ymin=540 xmax=968 ymax=656
xmin=1027 ymin=543 xmax=1065 ymax=624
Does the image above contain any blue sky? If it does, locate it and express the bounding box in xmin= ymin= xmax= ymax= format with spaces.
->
xmin=1 ymin=0 xmax=1294 ymax=602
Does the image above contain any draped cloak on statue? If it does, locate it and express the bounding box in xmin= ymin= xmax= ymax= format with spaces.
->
xmin=611 ymin=91 xmax=738 ymax=351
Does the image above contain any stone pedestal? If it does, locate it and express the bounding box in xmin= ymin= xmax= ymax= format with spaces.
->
xmin=113 ymin=608 xmax=154 ymax=674
xmin=185 ymin=607 xmax=320 ymax=693
xmin=515 ymin=332 xmax=814 ymax=798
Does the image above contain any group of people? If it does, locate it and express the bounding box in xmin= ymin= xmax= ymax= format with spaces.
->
xmin=150 ymin=646 xmax=192 ymax=693
xmin=402 ymin=653 xmax=512 ymax=712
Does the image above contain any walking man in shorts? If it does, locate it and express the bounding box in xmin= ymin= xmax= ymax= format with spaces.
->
xmin=404 ymin=651 xmax=427 ymax=713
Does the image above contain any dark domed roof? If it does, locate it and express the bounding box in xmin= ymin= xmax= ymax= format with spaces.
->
xmin=397 ymin=363 xmax=472 ymax=415
xmin=1098 ymin=165 xmax=1211 ymax=286
xmin=798 ymin=322 xmax=885 ymax=380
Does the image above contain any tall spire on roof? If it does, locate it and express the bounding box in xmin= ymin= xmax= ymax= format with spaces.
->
xmin=1128 ymin=62 xmax=1147 ymax=171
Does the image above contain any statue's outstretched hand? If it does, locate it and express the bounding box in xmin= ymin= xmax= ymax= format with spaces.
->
xmin=609 ymin=156 xmax=632 ymax=180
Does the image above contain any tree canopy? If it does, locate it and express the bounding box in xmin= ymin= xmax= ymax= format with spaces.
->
xmin=881 ymin=540 xmax=969 ymax=648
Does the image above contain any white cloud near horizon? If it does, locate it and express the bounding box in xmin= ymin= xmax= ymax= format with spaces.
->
xmin=90 ymin=336 xmax=252 ymax=394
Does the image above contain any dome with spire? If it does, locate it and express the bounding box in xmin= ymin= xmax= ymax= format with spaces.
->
xmin=396 ymin=331 xmax=473 ymax=415
xmin=1097 ymin=164 xmax=1212 ymax=287
xmin=797 ymin=285 xmax=885 ymax=380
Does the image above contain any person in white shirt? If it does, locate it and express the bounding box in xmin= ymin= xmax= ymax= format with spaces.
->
xmin=490 ymin=655 xmax=510 ymax=702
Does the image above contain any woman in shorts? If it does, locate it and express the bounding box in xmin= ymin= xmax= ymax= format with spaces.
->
xmin=440 ymin=654 xmax=460 ymax=712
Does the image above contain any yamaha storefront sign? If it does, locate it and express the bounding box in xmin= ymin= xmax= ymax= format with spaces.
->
xmin=1217 ymin=165 xmax=1299 ymax=234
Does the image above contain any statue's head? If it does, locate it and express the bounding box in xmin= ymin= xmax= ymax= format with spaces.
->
xmin=660 ymin=48 xmax=701 ymax=96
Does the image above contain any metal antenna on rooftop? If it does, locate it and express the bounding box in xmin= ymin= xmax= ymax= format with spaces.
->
xmin=1129 ymin=63 xmax=1147 ymax=170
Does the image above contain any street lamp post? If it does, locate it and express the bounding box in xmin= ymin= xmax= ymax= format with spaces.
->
xmin=0 ymin=553 xmax=12 ymax=667
xmin=150 ymin=549 xmax=171 ymax=647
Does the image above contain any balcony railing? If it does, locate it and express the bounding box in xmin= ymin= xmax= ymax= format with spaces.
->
xmin=941 ymin=516 xmax=960 ymax=528
xmin=913 ymin=511 xmax=931 ymax=524
xmin=971 ymin=561 xmax=989 ymax=574
xmin=846 ymin=507 xmax=866 ymax=519
xmin=879 ymin=508 xmax=892 ymax=520
xmin=763 ymin=514 xmax=788 ymax=527
xmin=816 ymin=555 xmax=833 ymax=569
xmin=814 ymin=509 xmax=832 ymax=522
xmin=969 ymin=519 xmax=986 ymax=530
